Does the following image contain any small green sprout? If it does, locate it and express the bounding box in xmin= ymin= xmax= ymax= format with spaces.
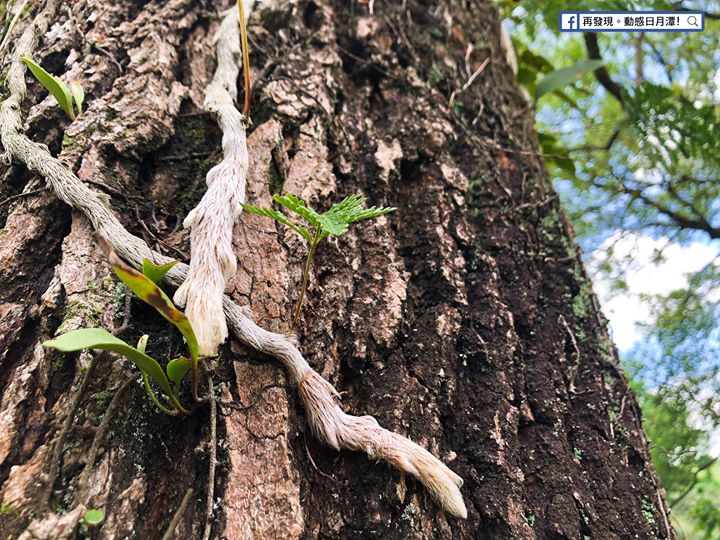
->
xmin=83 ymin=508 xmax=104 ymax=526
xmin=20 ymin=56 xmax=84 ymax=120
xmin=43 ymin=237 xmax=202 ymax=414
xmin=241 ymin=193 xmax=396 ymax=331
xmin=0 ymin=501 xmax=14 ymax=516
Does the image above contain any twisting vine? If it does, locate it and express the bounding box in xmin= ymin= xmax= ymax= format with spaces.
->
xmin=173 ymin=1 xmax=254 ymax=358
xmin=0 ymin=0 xmax=467 ymax=520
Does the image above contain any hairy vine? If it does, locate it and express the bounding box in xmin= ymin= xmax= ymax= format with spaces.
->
xmin=173 ymin=4 xmax=253 ymax=357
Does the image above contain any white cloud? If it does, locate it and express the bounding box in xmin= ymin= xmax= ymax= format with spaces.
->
xmin=588 ymin=233 xmax=719 ymax=455
xmin=588 ymin=232 xmax=717 ymax=351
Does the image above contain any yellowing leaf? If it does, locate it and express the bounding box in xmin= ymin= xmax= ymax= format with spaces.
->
xmin=96 ymin=236 xmax=199 ymax=361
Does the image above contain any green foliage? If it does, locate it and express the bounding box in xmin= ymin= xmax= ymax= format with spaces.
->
xmin=241 ymin=193 xmax=395 ymax=243
xmin=506 ymin=2 xmax=720 ymax=536
xmin=535 ymin=59 xmax=604 ymax=99
xmin=141 ymin=258 xmax=179 ymax=284
xmin=0 ymin=501 xmax=14 ymax=516
xmin=241 ymin=193 xmax=395 ymax=330
xmin=109 ymin=249 xmax=198 ymax=363
xmin=631 ymin=372 xmax=720 ymax=539
xmin=167 ymin=356 xmax=192 ymax=384
xmin=241 ymin=201 xmax=314 ymax=242
xmin=44 ymin=328 xmax=174 ymax=400
xmin=515 ymin=47 xmax=555 ymax=98
xmin=69 ymin=81 xmax=84 ymax=115
xmin=19 ymin=56 xmax=83 ymax=120
xmin=315 ymin=194 xmax=396 ymax=236
xmin=83 ymin=509 xmax=105 ymax=526
xmin=43 ymin=240 xmax=197 ymax=415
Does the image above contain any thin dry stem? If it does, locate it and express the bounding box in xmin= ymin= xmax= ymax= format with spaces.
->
xmin=201 ymin=376 xmax=218 ymax=540
xmin=290 ymin=229 xmax=319 ymax=332
xmin=237 ymin=0 xmax=251 ymax=117
xmin=162 ymin=488 xmax=194 ymax=540
xmin=43 ymin=352 xmax=96 ymax=508
xmin=75 ymin=373 xmax=135 ymax=503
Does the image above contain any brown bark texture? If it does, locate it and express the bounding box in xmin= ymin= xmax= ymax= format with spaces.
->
xmin=0 ymin=0 xmax=672 ymax=538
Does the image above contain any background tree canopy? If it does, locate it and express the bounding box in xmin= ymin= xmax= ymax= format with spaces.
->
xmin=503 ymin=1 xmax=720 ymax=537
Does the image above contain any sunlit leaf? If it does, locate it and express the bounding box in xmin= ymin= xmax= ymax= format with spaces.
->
xmin=319 ymin=194 xmax=395 ymax=237
xmin=535 ymin=59 xmax=604 ymax=99
xmin=240 ymin=193 xmax=395 ymax=331
xmin=137 ymin=334 xmax=149 ymax=353
xmin=243 ymin=193 xmax=394 ymax=241
xmin=240 ymin=202 xmax=314 ymax=242
xmin=142 ymin=258 xmax=179 ymax=284
xmin=70 ymin=81 xmax=84 ymax=115
xmin=43 ymin=328 xmax=174 ymax=398
xmin=20 ymin=56 xmax=76 ymax=120
xmin=273 ymin=193 xmax=321 ymax=227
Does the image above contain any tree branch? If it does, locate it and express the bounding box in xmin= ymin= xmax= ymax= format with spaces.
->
xmin=584 ymin=33 xmax=626 ymax=106
xmin=669 ymin=456 xmax=719 ymax=507
xmin=567 ymin=128 xmax=620 ymax=153
xmin=621 ymin=183 xmax=720 ymax=239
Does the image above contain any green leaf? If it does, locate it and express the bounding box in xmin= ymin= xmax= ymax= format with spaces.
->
xmin=19 ymin=56 xmax=75 ymax=120
xmin=70 ymin=81 xmax=84 ymax=115
xmin=550 ymin=156 xmax=576 ymax=178
xmin=242 ymin=194 xmax=394 ymax=241
xmin=97 ymin=237 xmax=199 ymax=361
xmin=141 ymin=258 xmax=179 ymax=284
xmin=43 ymin=328 xmax=174 ymax=398
xmin=317 ymin=212 xmax=350 ymax=236
xmin=240 ymin=202 xmax=314 ymax=243
xmin=83 ymin=509 xmax=104 ymax=526
xmin=141 ymin=371 xmax=177 ymax=416
xmin=319 ymin=194 xmax=395 ymax=237
xmin=535 ymin=59 xmax=604 ymax=99
xmin=273 ymin=193 xmax=321 ymax=227
xmin=166 ymin=356 xmax=191 ymax=384
xmin=136 ymin=334 xmax=149 ymax=354
xmin=518 ymin=48 xmax=555 ymax=74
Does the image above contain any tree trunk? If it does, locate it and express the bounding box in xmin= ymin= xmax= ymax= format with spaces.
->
xmin=0 ymin=0 xmax=672 ymax=539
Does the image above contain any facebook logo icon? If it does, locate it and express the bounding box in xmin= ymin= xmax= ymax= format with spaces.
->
xmin=560 ymin=13 xmax=579 ymax=30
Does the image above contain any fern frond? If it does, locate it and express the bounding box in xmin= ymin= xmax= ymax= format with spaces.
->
xmin=347 ymin=205 xmax=397 ymax=223
xmin=273 ymin=193 xmax=322 ymax=227
xmin=318 ymin=195 xmax=396 ymax=237
xmin=240 ymin=202 xmax=314 ymax=242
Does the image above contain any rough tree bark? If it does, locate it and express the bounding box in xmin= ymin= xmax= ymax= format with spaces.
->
xmin=0 ymin=0 xmax=672 ymax=538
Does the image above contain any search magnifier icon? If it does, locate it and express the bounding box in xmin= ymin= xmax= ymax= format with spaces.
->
xmin=688 ymin=15 xmax=699 ymax=27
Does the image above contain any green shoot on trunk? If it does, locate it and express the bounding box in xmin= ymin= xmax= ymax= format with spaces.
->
xmin=20 ymin=56 xmax=84 ymax=120
xmin=43 ymin=237 xmax=200 ymax=415
xmin=241 ymin=193 xmax=396 ymax=332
